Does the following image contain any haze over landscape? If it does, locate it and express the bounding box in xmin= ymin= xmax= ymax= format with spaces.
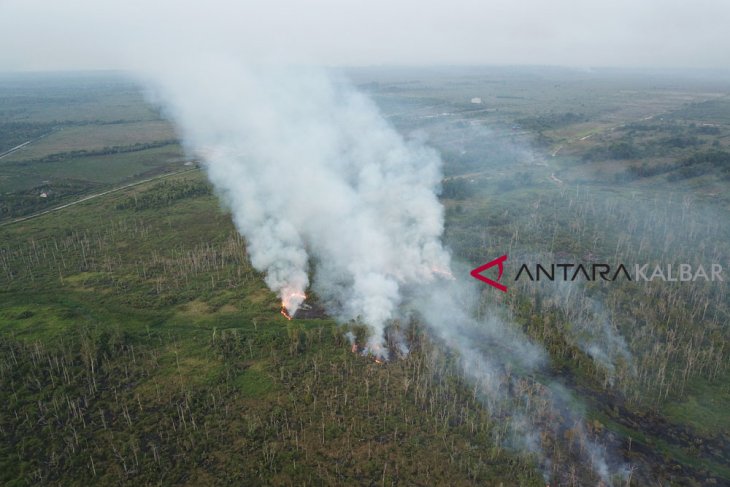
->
xmin=1 ymin=0 xmax=730 ymax=70
xmin=0 ymin=1 xmax=729 ymax=486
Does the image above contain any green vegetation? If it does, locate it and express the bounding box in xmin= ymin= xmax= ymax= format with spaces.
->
xmin=2 ymin=69 xmax=730 ymax=485
xmin=114 ymin=179 xmax=211 ymax=211
xmin=1 ymin=171 xmax=549 ymax=486
xmin=0 ymin=74 xmax=186 ymax=221
xmin=517 ymin=112 xmax=588 ymax=132
xmin=0 ymin=122 xmax=55 ymax=154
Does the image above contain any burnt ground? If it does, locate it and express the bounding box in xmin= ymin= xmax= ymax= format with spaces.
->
xmin=569 ymin=376 xmax=730 ymax=486
xmin=292 ymin=299 xmax=329 ymax=319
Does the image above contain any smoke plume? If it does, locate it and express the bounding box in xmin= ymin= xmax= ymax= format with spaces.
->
xmin=146 ymin=61 xmax=451 ymax=352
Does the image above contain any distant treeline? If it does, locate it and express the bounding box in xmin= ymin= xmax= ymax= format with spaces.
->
xmin=624 ymin=121 xmax=721 ymax=136
xmin=668 ymin=99 xmax=730 ymax=124
xmin=13 ymin=140 xmax=179 ymax=165
xmin=0 ymin=119 xmax=172 ymax=156
xmin=616 ymin=149 xmax=730 ymax=182
xmin=517 ymin=112 xmax=587 ymax=132
xmin=441 ymin=171 xmax=535 ymax=200
xmin=115 ymin=179 xmax=211 ymax=211
xmin=582 ymin=135 xmax=710 ymax=162
xmin=0 ymin=122 xmax=56 ymax=154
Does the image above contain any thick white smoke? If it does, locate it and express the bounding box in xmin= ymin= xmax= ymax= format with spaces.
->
xmin=145 ymin=60 xmax=451 ymax=351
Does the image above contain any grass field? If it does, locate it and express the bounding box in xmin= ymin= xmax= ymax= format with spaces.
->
xmin=5 ymin=121 xmax=177 ymax=161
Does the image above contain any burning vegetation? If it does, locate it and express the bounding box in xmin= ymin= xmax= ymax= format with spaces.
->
xmin=278 ymin=291 xmax=330 ymax=321
xmin=280 ymin=290 xmax=306 ymax=320
xmin=343 ymin=324 xmax=415 ymax=366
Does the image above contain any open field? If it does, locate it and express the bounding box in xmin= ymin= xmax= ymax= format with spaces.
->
xmin=0 ymin=74 xmax=188 ymax=221
xmin=5 ymin=120 xmax=177 ymax=162
xmin=0 ymin=72 xmax=160 ymax=125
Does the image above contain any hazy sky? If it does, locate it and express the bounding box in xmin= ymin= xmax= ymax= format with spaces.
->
xmin=0 ymin=0 xmax=728 ymax=71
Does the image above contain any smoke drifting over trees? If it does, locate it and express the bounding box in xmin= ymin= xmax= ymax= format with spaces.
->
xmin=10 ymin=1 xmax=728 ymax=482
xmin=147 ymin=63 xmax=451 ymax=352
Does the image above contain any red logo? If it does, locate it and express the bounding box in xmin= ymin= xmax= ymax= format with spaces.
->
xmin=470 ymin=255 xmax=508 ymax=292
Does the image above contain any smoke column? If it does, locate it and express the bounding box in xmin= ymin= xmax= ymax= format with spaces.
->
xmin=145 ymin=60 xmax=451 ymax=352
xmin=152 ymin=62 xmax=626 ymax=482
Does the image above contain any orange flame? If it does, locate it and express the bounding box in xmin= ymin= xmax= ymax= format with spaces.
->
xmin=282 ymin=291 xmax=306 ymax=310
xmin=368 ymin=343 xmax=387 ymax=365
xmin=348 ymin=339 xmax=386 ymax=364
xmin=280 ymin=290 xmax=306 ymax=320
